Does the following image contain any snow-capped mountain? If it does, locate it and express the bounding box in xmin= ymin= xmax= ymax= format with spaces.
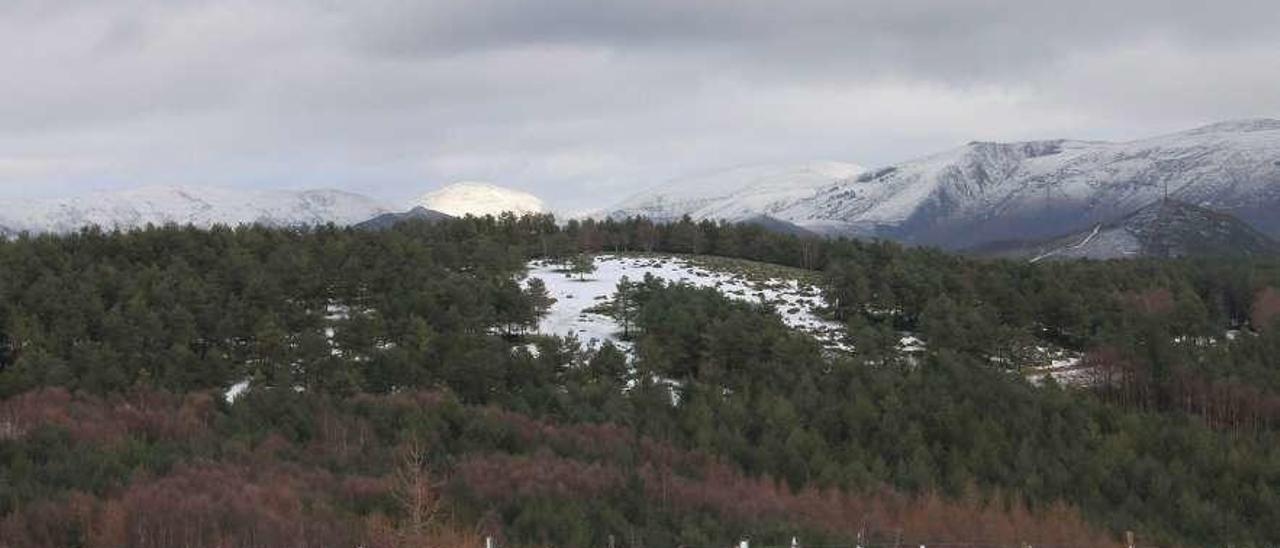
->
xmin=0 ymin=186 xmax=389 ymax=236
xmin=608 ymin=162 xmax=865 ymax=223
xmin=416 ymin=182 xmax=546 ymax=217
xmin=976 ymin=200 xmax=1280 ymax=261
xmin=785 ymin=119 xmax=1280 ymax=248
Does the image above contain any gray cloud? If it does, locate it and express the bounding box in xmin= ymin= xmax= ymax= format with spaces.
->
xmin=2 ymin=0 xmax=1279 ymax=211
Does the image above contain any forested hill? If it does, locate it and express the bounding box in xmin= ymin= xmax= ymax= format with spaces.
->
xmin=2 ymin=215 xmax=1280 ymax=547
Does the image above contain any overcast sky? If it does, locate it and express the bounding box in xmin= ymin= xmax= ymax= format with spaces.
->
xmin=3 ymin=0 xmax=1279 ymax=211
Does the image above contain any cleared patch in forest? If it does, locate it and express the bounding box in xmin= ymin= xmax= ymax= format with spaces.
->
xmin=525 ymin=254 xmax=852 ymax=353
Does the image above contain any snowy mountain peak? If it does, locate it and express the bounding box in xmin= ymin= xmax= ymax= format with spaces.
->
xmin=416 ymin=182 xmax=547 ymax=217
xmin=609 ymin=161 xmax=865 ymax=223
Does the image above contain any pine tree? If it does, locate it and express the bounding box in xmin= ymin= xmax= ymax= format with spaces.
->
xmin=614 ymin=276 xmax=639 ymax=339
xmin=569 ymin=254 xmax=596 ymax=281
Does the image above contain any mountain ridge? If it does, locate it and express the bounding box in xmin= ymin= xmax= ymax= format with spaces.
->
xmin=785 ymin=118 xmax=1280 ymax=247
xmin=607 ymin=118 xmax=1280 ymax=250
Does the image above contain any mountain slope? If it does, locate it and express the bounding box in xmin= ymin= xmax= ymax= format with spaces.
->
xmin=784 ymin=119 xmax=1280 ymax=248
xmin=738 ymin=214 xmax=821 ymax=238
xmin=609 ymin=162 xmax=864 ymax=223
xmin=417 ymin=182 xmax=546 ymax=217
xmin=975 ymin=200 xmax=1280 ymax=261
xmin=354 ymin=206 xmax=453 ymax=230
xmin=0 ymin=186 xmax=389 ymax=235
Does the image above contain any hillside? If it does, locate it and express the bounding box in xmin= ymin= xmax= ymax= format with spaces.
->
xmin=354 ymin=206 xmax=453 ymax=230
xmin=738 ymin=214 xmax=821 ymax=237
xmin=976 ymin=200 xmax=1280 ymax=261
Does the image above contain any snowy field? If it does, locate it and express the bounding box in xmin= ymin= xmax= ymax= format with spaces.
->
xmin=525 ymin=255 xmax=852 ymax=353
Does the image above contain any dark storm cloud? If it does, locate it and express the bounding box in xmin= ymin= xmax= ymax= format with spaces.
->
xmin=2 ymin=0 xmax=1278 ymax=210
xmin=341 ymin=1 xmax=1280 ymax=78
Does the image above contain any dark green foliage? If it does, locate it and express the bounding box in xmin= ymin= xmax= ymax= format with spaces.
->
xmin=1 ymin=214 xmax=1279 ymax=546
xmin=0 ymin=221 xmax=543 ymax=398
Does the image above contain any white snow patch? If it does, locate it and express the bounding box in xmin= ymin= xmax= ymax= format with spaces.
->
xmin=1030 ymin=223 xmax=1102 ymax=263
xmin=512 ymin=343 xmax=541 ymax=357
xmin=324 ymin=302 xmax=350 ymax=321
xmin=1026 ymin=353 xmax=1088 ymax=386
xmin=225 ymin=378 xmax=251 ymax=403
xmin=899 ymin=334 xmax=926 ymax=353
xmin=526 ymin=255 xmax=852 ymax=353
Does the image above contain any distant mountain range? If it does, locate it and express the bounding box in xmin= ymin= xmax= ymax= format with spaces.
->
xmin=6 ymin=119 xmax=1280 ymax=260
xmin=609 ymin=119 xmax=1280 ymax=251
xmin=0 ymin=182 xmax=537 ymax=236
xmin=973 ymin=200 xmax=1280 ymax=261
xmin=0 ymin=186 xmax=388 ymax=237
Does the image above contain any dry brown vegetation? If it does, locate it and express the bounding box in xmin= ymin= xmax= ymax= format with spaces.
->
xmin=457 ymin=407 xmax=1119 ymax=547
xmin=0 ymin=388 xmax=1121 ymax=547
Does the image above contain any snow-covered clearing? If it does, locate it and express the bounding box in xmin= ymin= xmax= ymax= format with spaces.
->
xmin=525 ymin=255 xmax=852 ymax=353
xmin=1025 ymin=354 xmax=1087 ymax=385
xmin=1026 ymin=329 xmax=1258 ymax=386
